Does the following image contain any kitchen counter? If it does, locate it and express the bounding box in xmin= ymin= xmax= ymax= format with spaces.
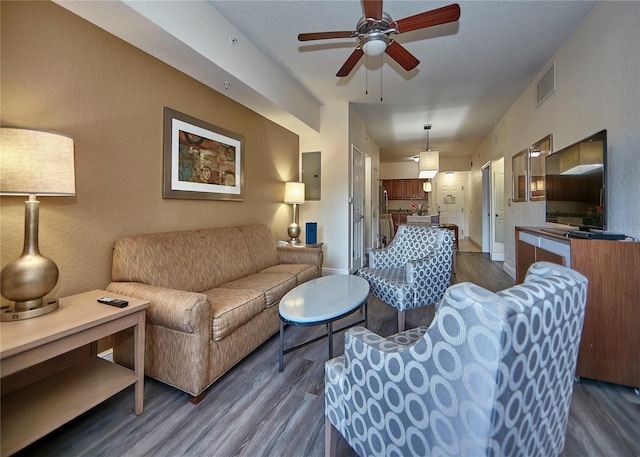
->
xmin=407 ymin=215 xmax=440 ymax=225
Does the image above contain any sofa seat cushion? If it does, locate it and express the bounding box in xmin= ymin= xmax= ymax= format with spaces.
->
xmin=259 ymin=264 xmax=317 ymax=285
xmin=204 ymin=288 xmax=266 ymax=341
xmin=220 ymin=273 xmax=297 ymax=307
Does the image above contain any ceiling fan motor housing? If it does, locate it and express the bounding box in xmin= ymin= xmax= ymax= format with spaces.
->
xmin=357 ymin=12 xmax=395 ymax=56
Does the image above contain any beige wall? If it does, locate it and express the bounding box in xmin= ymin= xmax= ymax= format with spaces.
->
xmin=1 ymin=1 xmax=300 ymax=301
xmin=468 ymin=1 xmax=640 ymax=275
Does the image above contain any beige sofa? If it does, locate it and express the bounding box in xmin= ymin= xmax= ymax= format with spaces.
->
xmin=106 ymin=224 xmax=323 ymax=403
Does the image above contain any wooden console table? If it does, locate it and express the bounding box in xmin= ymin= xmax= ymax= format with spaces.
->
xmin=515 ymin=227 xmax=640 ymax=389
xmin=1 ymin=290 xmax=148 ymax=456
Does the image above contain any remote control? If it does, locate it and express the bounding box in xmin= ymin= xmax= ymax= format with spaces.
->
xmin=97 ymin=297 xmax=129 ymax=308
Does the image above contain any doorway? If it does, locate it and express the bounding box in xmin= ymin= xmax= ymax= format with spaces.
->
xmin=491 ymin=158 xmax=505 ymax=261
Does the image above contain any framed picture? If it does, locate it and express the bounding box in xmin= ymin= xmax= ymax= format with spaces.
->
xmin=163 ymin=107 xmax=244 ymax=201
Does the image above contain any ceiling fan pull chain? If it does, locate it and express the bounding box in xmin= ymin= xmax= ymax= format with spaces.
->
xmin=365 ymin=54 xmax=369 ymax=95
xmin=380 ymin=57 xmax=383 ymax=102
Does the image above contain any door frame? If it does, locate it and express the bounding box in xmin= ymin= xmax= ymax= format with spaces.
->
xmin=349 ymin=144 xmax=365 ymax=273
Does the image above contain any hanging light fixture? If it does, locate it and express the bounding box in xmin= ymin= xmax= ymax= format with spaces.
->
xmin=418 ymin=124 xmax=439 ymax=179
xmin=422 ymin=181 xmax=432 ymax=192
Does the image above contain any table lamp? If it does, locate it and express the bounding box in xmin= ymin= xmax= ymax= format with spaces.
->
xmin=1 ymin=127 xmax=76 ymax=321
xmin=284 ymin=182 xmax=305 ymax=244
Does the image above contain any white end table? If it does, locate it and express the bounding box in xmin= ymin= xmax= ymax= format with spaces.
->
xmin=278 ymin=275 xmax=369 ymax=372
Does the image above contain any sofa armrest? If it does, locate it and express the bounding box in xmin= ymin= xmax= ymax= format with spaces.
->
xmin=277 ymin=245 xmax=323 ymax=277
xmin=106 ymin=282 xmax=210 ymax=334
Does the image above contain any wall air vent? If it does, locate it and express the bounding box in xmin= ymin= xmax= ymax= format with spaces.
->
xmin=537 ymin=62 xmax=556 ymax=106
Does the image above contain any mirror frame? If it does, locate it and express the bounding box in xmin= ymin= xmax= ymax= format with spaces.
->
xmin=528 ymin=135 xmax=552 ymax=201
xmin=512 ymin=149 xmax=528 ymax=202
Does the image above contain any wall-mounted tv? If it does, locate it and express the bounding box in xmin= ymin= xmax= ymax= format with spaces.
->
xmin=545 ymin=130 xmax=606 ymax=230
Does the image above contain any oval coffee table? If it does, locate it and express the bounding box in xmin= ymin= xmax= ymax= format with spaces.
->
xmin=278 ymin=275 xmax=370 ymax=372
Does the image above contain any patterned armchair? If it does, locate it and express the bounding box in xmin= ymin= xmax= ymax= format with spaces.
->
xmin=326 ymin=262 xmax=588 ymax=457
xmin=358 ymin=225 xmax=453 ymax=332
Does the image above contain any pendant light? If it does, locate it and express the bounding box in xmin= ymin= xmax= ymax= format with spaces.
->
xmin=418 ymin=124 xmax=439 ymax=179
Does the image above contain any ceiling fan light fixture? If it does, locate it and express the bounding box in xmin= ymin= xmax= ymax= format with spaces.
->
xmin=361 ymin=33 xmax=389 ymax=57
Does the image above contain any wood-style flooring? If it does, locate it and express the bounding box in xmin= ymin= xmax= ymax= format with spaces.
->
xmin=13 ymin=253 xmax=640 ymax=457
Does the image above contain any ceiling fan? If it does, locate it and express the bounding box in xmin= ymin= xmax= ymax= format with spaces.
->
xmin=298 ymin=0 xmax=461 ymax=77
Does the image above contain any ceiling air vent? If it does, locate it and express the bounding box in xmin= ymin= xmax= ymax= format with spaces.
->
xmin=537 ymin=62 xmax=556 ymax=106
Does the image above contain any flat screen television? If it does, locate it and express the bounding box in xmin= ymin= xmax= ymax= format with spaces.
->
xmin=545 ymin=130 xmax=606 ymax=230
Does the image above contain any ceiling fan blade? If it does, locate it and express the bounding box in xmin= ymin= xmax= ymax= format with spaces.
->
xmin=385 ymin=41 xmax=420 ymax=71
xmin=298 ymin=31 xmax=354 ymax=41
xmin=395 ymin=3 xmax=461 ymax=34
xmin=362 ymin=0 xmax=383 ymax=20
xmin=336 ymin=48 xmax=364 ymax=77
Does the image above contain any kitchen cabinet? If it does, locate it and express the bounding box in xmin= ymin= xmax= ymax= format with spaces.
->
xmin=403 ymin=180 xmax=418 ymax=199
xmin=382 ymin=179 xmax=430 ymax=200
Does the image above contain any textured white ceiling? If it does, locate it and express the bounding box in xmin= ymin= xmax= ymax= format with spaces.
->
xmin=57 ymin=0 xmax=597 ymax=163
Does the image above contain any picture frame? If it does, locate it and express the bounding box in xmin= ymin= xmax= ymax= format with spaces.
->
xmin=163 ymin=107 xmax=244 ymax=201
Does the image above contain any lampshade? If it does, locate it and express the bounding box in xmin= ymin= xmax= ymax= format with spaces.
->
xmin=560 ymin=140 xmax=603 ymax=175
xmin=418 ymin=150 xmax=439 ymax=179
xmin=361 ymin=33 xmax=388 ymax=57
xmin=1 ymin=128 xmax=76 ymax=196
xmin=422 ymin=181 xmax=432 ymax=192
xmin=284 ymin=182 xmax=305 ymax=204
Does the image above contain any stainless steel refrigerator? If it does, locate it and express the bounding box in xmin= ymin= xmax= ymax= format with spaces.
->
xmin=379 ymin=186 xmax=388 ymax=215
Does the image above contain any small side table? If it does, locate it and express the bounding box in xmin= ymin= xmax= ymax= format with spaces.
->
xmin=290 ymin=242 xmax=324 ymax=249
xmin=1 ymin=290 xmax=148 ymax=456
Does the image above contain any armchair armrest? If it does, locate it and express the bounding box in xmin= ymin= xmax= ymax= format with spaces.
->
xmin=277 ymin=245 xmax=323 ymax=277
xmin=345 ymin=326 xmax=428 ymax=355
xmin=369 ymin=243 xmax=403 ymax=268
xmin=106 ymin=282 xmax=210 ymax=334
xmin=405 ymin=251 xmax=439 ymax=282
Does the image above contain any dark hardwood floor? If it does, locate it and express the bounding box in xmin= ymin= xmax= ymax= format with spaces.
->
xmin=14 ymin=253 xmax=640 ymax=457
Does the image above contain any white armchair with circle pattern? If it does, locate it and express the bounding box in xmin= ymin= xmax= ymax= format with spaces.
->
xmin=325 ymin=262 xmax=588 ymax=457
xmin=358 ymin=224 xmax=454 ymax=332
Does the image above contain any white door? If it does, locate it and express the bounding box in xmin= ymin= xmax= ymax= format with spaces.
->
xmin=371 ymin=164 xmax=380 ymax=250
xmin=491 ymin=169 xmax=505 ymax=261
xmin=350 ymin=145 xmax=365 ymax=272
xmin=482 ymin=163 xmax=491 ymax=253
xmin=437 ymin=177 xmax=465 ymax=237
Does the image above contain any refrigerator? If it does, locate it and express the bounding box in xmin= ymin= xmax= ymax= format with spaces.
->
xmin=379 ymin=186 xmax=388 ymax=215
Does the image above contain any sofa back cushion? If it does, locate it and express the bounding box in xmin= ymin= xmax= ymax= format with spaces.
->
xmin=111 ymin=224 xmax=278 ymax=292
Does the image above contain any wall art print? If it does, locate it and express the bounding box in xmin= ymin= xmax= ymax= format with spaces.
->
xmin=163 ymin=107 xmax=244 ymax=201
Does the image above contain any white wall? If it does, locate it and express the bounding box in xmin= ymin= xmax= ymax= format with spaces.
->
xmin=469 ymin=1 xmax=640 ymax=275
xmin=299 ymin=103 xmax=351 ymax=274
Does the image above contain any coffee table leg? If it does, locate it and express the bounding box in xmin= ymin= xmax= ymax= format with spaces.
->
xmin=328 ymin=322 xmax=333 ymax=358
xmin=279 ymin=320 xmax=284 ymax=372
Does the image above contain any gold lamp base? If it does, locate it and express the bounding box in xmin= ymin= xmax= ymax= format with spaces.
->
xmin=1 ymin=298 xmax=59 ymax=321
xmin=0 ymin=196 xmax=60 ymax=322
xmin=288 ymin=222 xmax=301 ymax=244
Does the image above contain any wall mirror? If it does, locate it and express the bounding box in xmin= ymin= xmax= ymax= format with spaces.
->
xmin=529 ymin=135 xmax=552 ymax=201
xmin=302 ymin=151 xmax=321 ymax=201
xmin=512 ymin=149 xmax=528 ymax=202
